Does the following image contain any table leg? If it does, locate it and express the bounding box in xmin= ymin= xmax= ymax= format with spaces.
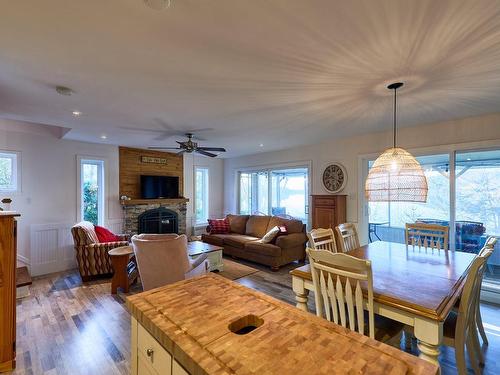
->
xmin=292 ymin=276 xmax=310 ymax=312
xmin=414 ymin=317 xmax=443 ymax=373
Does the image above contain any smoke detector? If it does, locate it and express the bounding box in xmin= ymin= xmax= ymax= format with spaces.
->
xmin=144 ymin=0 xmax=171 ymax=10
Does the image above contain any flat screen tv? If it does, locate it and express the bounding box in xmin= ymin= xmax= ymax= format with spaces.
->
xmin=140 ymin=175 xmax=179 ymax=199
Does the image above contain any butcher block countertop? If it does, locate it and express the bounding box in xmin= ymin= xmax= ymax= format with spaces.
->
xmin=126 ymin=273 xmax=437 ymax=375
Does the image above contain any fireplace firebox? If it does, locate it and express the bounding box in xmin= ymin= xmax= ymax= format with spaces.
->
xmin=138 ymin=207 xmax=178 ymax=234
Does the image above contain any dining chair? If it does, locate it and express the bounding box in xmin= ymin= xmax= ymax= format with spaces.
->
xmin=473 ymin=236 xmax=497 ymax=348
xmin=307 ymin=228 xmax=338 ymax=252
xmin=335 ymin=223 xmax=360 ymax=253
xmin=307 ymin=248 xmax=403 ymax=344
xmin=442 ymin=249 xmax=491 ymax=375
xmin=131 ymin=233 xmax=208 ymax=291
xmin=405 ymin=222 xmax=449 ymax=251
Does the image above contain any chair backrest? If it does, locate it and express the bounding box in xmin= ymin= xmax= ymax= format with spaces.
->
xmin=335 ymin=223 xmax=360 ymax=253
xmin=71 ymin=221 xmax=99 ymax=246
xmin=456 ymin=250 xmax=491 ymax=343
xmin=307 ymin=248 xmax=374 ymax=339
xmin=405 ymin=223 xmax=449 ymax=251
xmin=307 ymin=228 xmax=337 ymax=252
xmin=480 ymin=236 xmax=498 ymax=255
xmin=131 ymin=234 xmax=189 ymax=291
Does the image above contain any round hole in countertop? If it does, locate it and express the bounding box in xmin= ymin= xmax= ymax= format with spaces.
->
xmin=228 ymin=314 xmax=264 ymax=335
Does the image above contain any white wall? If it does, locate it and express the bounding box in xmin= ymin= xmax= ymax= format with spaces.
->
xmin=0 ymin=120 xmax=226 ymax=275
xmin=184 ymin=154 xmax=224 ymax=234
xmin=0 ymin=119 xmax=122 ymax=276
xmin=224 ymin=112 xmax=500 ymax=244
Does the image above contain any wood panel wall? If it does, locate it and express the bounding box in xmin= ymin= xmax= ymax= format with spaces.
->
xmin=119 ymin=147 xmax=184 ymax=199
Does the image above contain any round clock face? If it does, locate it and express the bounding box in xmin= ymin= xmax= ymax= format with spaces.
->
xmin=322 ymin=164 xmax=347 ymax=193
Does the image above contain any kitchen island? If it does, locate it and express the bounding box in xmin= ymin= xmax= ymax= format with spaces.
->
xmin=126 ymin=273 xmax=437 ymax=375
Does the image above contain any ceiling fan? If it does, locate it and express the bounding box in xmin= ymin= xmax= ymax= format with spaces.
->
xmin=149 ymin=133 xmax=226 ymax=157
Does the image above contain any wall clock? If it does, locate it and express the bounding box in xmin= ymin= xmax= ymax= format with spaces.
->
xmin=322 ymin=163 xmax=347 ymax=193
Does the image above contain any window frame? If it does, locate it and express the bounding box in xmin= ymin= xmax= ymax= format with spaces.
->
xmin=0 ymin=150 xmax=21 ymax=193
xmin=236 ymin=161 xmax=311 ymax=226
xmin=359 ymin=140 xmax=500 ymax=301
xmin=77 ymin=156 xmax=106 ymax=226
xmin=194 ymin=166 xmax=210 ymax=225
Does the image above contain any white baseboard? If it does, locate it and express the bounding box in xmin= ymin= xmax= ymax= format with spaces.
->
xmin=17 ymin=254 xmax=30 ymax=267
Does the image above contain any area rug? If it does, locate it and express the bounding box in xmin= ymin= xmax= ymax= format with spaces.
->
xmin=218 ymin=259 xmax=259 ymax=281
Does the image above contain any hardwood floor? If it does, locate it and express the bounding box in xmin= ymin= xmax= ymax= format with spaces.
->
xmin=8 ymin=259 xmax=500 ymax=375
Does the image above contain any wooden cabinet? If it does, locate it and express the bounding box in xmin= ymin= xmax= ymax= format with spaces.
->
xmin=132 ymin=318 xmax=189 ymax=375
xmin=0 ymin=212 xmax=20 ymax=373
xmin=311 ymin=195 xmax=346 ymax=229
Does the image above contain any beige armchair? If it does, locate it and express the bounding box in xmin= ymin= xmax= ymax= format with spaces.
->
xmin=131 ymin=234 xmax=208 ymax=291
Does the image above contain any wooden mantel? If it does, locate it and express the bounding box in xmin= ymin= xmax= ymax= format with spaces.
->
xmin=120 ymin=198 xmax=189 ymax=206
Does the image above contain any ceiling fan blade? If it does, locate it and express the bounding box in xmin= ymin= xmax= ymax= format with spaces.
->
xmin=196 ymin=149 xmax=217 ymax=158
xmin=177 ymin=150 xmax=186 ymax=155
xmin=147 ymin=146 xmax=182 ymax=150
xmin=197 ymin=147 xmax=226 ymax=152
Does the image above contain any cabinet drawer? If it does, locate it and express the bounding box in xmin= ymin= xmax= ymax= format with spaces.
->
xmin=138 ymin=354 xmax=159 ymax=375
xmin=138 ymin=324 xmax=172 ymax=375
xmin=314 ymin=198 xmax=335 ymax=207
xmin=172 ymin=360 xmax=189 ymax=375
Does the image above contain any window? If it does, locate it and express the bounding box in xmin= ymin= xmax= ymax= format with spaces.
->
xmin=239 ymin=166 xmax=309 ymax=225
xmin=366 ymin=148 xmax=500 ymax=287
xmin=79 ymin=158 xmax=104 ymax=225
xmin=194 ymin=167 xmax=209 ymax=224
xmin=368 ymin=154 xmax=450 ymax=244
xmin=455 ymin=150 xmax=500 ymax=282
xmin=0 ymin=151 xmax=20 ymax=192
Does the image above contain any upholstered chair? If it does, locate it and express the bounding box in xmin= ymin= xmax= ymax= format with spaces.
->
xmin=71 ymin=221 xmax=130 ymax=281
xmin=131 ymin=234 xmax=209 ymax=291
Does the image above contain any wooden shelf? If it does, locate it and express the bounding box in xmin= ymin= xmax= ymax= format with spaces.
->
xmin=120 ymin=198 xmax=189 ymax=206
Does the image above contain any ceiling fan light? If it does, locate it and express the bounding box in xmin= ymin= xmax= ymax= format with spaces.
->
xmin=365 ymin=147 xmax=428 ymax=202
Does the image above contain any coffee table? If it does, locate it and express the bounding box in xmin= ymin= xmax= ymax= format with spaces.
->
xmin=188 ymin=241 xmax=224 ymax=272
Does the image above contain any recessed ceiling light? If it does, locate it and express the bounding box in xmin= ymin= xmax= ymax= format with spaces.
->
xmin=467 ymin=158 xmax=471 ymax=161
xmin=72 ymin=110 xmax=82 ymax=117
xmin=100 ymin=135 xmax=107 ymax=140
xmin=259 ymin=143 xmax=264 ymax=147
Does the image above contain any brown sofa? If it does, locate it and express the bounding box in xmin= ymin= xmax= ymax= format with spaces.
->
xmin=201 ymin=214 xmax=307 ymax=270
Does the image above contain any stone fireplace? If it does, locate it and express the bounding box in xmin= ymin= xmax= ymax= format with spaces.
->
xmin=122 ymin=201 xmax=187 ymax=236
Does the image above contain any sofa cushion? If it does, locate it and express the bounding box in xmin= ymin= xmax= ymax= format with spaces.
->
xmin=94 ymin=225 xmax=120 ymax=243
xmin=226 ymin=214 xmax=249 ymax=234
xmin=207 ymin=218 xmax=230 ymax=234
xmin=261 ymin=226 xmax=280 ymax=243
xmin=223 ymin=235 xmax=260 ymax=249
xmin=245 ymin=241 xmax=282 ymax=257
xmin=245 ymin=216 xmax=271 ymax=238
xmin=201 ymin=233 xmax=233 ymax=247
xmin=266 ymin=216 xmax=304 ymax=234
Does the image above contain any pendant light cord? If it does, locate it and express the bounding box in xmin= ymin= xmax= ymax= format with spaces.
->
xmin=393 ymin=87 xmax=397 ymax=148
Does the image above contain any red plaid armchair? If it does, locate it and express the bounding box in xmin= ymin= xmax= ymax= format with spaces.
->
xmin=71 ymin=221 xmax=129 ymax=281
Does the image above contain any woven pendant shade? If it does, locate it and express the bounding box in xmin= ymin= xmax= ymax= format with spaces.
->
xmin=365 ymin=147 xmax=428 ymax=202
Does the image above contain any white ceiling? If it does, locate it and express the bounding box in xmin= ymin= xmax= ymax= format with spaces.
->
xmin=1 ymin=0 xmax=500 ymax=157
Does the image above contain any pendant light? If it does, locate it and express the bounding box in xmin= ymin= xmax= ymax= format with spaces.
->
xmin=365 ymin=82 xmax=428 ymax=202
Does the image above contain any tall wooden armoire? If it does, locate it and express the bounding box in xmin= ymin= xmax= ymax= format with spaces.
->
xmin=0 ymin=212 xmax=19 ymax=372
xmin=311 ymin=195 xmax=346 ymax=229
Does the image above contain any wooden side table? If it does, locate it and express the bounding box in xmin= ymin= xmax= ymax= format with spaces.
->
xmin=109 ymin=246 xmax=138 ymax=294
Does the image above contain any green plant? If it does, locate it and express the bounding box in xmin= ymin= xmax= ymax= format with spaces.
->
xmin=83 ymin=181 xmax=99 ymax=225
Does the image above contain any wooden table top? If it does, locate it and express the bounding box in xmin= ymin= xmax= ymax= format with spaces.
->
xmin=108 ymin=245 xmax=133 ymax=257
xmin=188 ymin=241 xmax=223 ymax=256
xmin=127 ymin=274 xmax=437 ymax=375
xmin=290 ymin=241 xmax=476 ymax=321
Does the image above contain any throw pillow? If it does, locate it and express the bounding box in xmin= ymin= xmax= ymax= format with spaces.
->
xmin=94 ymin=225 xmax=120 ymax=243
xmin=261 ymin=226 xmax=280 ymax=243
xmin=207 ymin=218 xmax=230 ymax=234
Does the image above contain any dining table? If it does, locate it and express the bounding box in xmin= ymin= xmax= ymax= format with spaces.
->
xmin=290 ymin=240 xmax=477 ymax=372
